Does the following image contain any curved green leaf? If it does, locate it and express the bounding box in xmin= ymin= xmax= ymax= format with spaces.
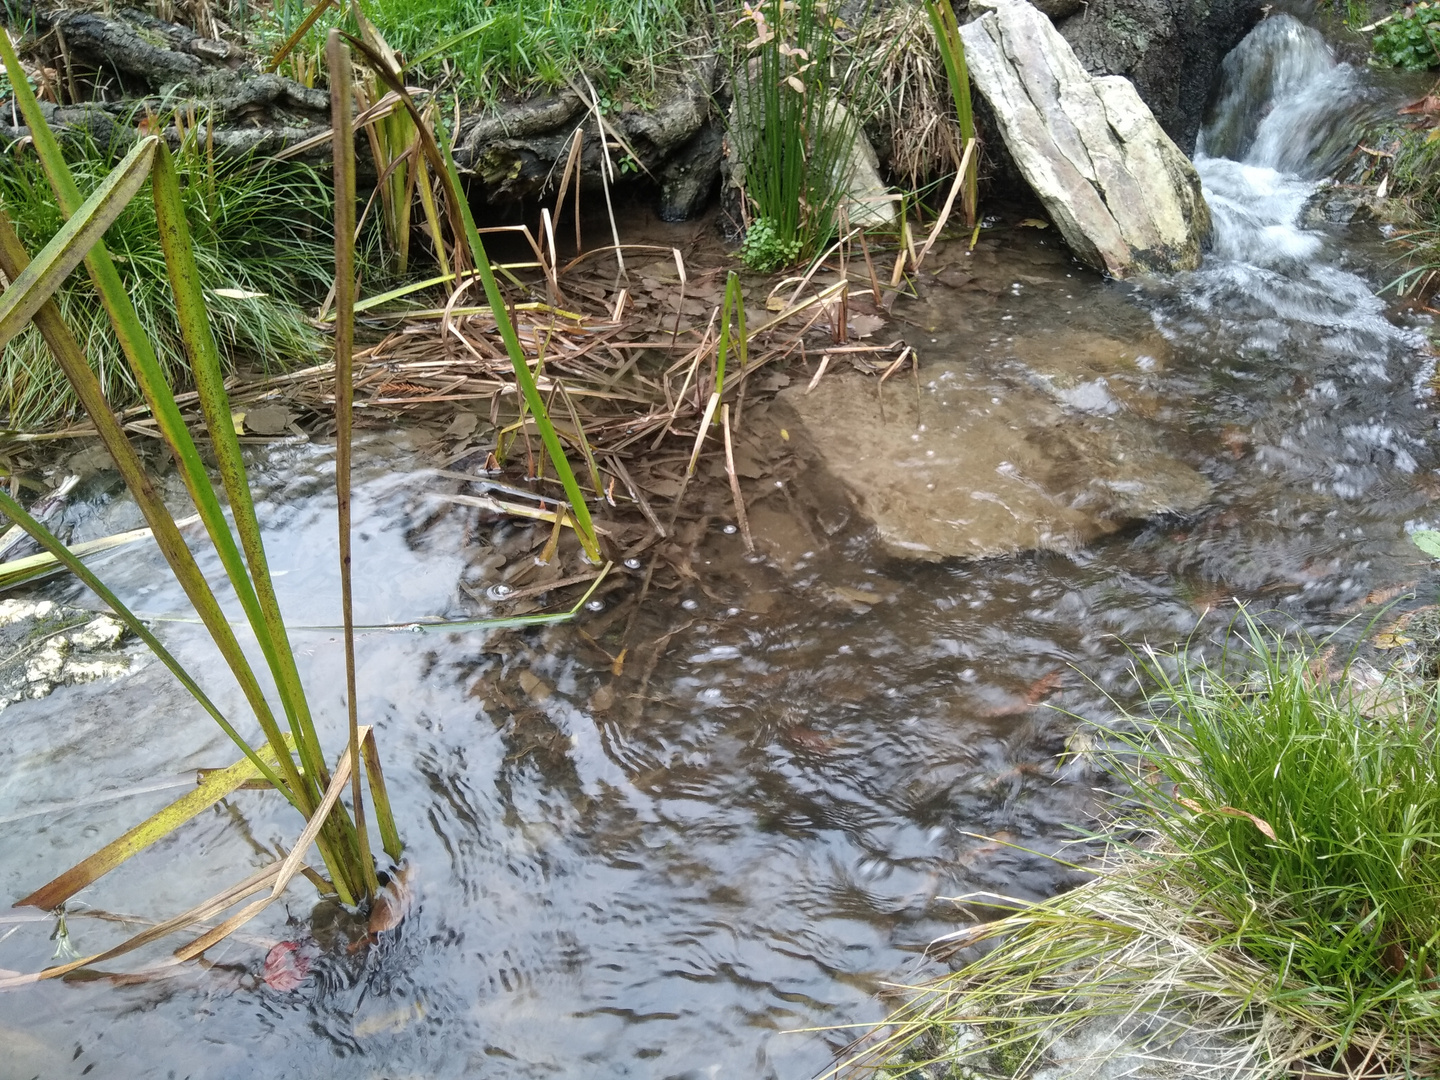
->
xmin=0 ymin=136 xmax=157 ymax=349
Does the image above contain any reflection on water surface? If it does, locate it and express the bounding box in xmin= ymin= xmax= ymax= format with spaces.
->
xmin=4 ymin=20 xmax=1440 ymax=1075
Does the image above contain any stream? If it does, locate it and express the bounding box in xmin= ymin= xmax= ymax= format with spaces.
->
xmin=2 ymin=13 xmax=1439 ymax=1079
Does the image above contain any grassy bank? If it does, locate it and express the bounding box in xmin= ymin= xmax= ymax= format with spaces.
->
xmin=257 ymin=0 xmax=702 ymax=105
xmin=850 ymin=621 xmax=1440 ymax=1078
xmin=1381 ymin=126 xmax=1440 ymax=300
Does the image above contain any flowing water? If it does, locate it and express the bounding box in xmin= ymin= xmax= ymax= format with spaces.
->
xmin=2 ymin=15 xmax=1438 ymax=1079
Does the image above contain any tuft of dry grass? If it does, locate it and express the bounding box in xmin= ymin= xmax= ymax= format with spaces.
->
xmin=841 ymin=1 xmax=962 ymax=191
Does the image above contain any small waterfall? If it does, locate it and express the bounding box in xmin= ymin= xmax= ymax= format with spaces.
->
xmin=1159 ymin=13 xmax=1411 ymax=351
xmin=1194 ymin=14 xmax=1386 ymax=274
xmin=1200 ymin=14 xmax=1381 ymax=177
xmin=1146 ymin=14 xmax=1432 ymax=502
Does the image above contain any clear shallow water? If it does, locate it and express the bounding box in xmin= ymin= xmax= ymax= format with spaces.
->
xmin=3 ymin=16 xmax=1440 ymax=1079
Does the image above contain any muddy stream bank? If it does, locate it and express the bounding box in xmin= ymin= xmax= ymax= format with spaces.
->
xmin=3 ymin=13 xmax=1440 ymax=1079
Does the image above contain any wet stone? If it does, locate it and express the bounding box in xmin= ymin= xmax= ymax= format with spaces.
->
xmin=0 ymin=599 xmax=132 ymax=711
xmin=774 ymin=371 xmax=1212 ymax=561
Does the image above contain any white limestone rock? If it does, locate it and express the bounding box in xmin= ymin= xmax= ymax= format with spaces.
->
xmin=962 ymin=0 xmax=1211 ymax=276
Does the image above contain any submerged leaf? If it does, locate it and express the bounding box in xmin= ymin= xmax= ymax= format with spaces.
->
xmin=244 ymin=405 xmax=294 ymax=435
xmin=1411 ymin=529 xmax=1440 ymax=558
xmin=262 ymin=939 xmax=311 ymax=991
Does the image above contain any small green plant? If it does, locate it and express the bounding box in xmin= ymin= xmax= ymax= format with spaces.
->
xmin=0 ymin=129 xmax=338 ymax=429
xmin=730 ymin=0 xmax=858 ymax=272
xmin=739 ymin=216 xmax=801 ymax=272
xmin=1372 ymin=2 xmax=1440 ymax=69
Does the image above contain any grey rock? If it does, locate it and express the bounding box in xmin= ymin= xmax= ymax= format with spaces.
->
xmin=962 ymin=0 xmax=1211 ymax=277
xmin=1058 ymin=0 xmax=1265 ymax=154
xmin=456 ymin=58 xmax=719 ymax=215
xmin=660 ymin=117 xmax=724 ymax=222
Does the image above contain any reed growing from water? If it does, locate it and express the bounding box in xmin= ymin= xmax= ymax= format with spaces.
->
xmin=731 ymin=0 xmax=859 ymax=272
xmin=924 ymin=0 xmax=978 ymax=228
xmin=0 ymin=26 xmax=397 ymax=964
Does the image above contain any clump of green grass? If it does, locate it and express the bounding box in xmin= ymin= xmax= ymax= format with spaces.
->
xmin=258 ymin=0 xmax=697 ymax=105
xmin=1319 ymin=0 xmax=1371 ymax=32
xmin=841 ymin=620 xmax=1440 ymax=1079
xmin=1139 ymin=632 xmax=1440 ymax=1014
xmin=0 ymin=132 xmax=336 ymax=430
xmin=730 ymin=0 xmax=860 ymax=272
xmin=1378 ymin=127 xmax=1440 ymax=299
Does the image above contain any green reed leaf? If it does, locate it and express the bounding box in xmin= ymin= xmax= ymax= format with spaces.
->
xmin=0 ymin=137 xmax=157 ymax=349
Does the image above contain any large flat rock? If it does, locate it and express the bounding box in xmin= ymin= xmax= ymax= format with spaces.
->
xmin=961 ymin=0 xmax=1212 ymax=276
xmin=773 ymin=365 xmax=1210 ymax=561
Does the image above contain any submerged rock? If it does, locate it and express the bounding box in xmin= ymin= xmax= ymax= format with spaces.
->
xmin=961 ymin=0 xmax=1212 ymax=277
xmin=773 ymin=364 xmax=1210 ymax=562
xmin=0 ymin=599 xmax=132 ymax=712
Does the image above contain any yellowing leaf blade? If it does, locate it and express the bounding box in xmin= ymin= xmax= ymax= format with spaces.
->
xmin=17 ymin=738 xmax=293 ymax=911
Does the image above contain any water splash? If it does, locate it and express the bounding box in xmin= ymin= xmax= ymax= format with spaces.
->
xmin=1200 ymin=14 xmax=1382 ymax=176
xmin=1149 ymin=13 xmax=1430 ymax=504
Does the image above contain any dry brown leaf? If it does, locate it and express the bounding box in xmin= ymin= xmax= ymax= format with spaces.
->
xmin=1024 ymin=669 xmax=1064 ymax=705
xmin=444 ymin=412 xmax=479 ymax=439
xmin=849 ymin=313 xmax=885 ymax=338
xmin=367 ymin=865 xmax=415 ymax=937
xmin=1176 ymin=796 xmax=1277 ymax=840
xmin=518 ymin=670 xmax=552 ymax=703
xmin=639 ymin=476 xmax=683 ymax=499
